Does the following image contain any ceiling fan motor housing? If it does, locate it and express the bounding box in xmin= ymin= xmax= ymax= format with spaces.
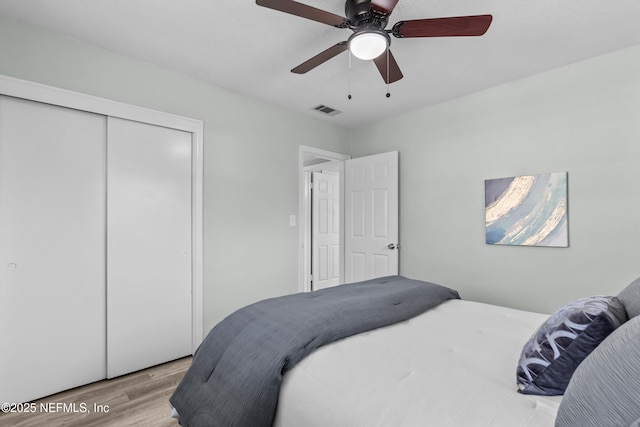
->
xmin=345 ymin=0 xmax=373 ymax=26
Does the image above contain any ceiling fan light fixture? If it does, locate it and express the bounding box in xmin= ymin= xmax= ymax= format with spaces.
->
xmin=348 ymin=30 xmax=389 ymax=60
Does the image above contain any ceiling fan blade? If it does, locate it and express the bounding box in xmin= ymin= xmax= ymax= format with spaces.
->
xmin=392 ymin=14 xmax=493 ymax=38
xmin=256 ymin=0 xmax=347 ymax=27
xmin=291 ymin=42 xmax=349 ymax=74
xmin=373 ymin=49 xmax=403 ymax=84
xmin=370 ymin=0 xmax=400 ymax=15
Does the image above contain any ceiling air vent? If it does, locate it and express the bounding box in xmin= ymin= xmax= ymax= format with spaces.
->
xmin=312 ymin=105 xmax=342 ymax=116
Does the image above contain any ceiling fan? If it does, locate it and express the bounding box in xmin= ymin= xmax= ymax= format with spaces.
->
xmin=256 ymin=0 xmax=493 ymax=84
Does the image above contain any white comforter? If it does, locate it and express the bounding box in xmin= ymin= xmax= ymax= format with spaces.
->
xmin=274 ymin=299 xmax=562 ymax=427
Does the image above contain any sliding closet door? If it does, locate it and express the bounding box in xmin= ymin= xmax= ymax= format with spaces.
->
xmin=106 ymin=117 xmax=192 ymax=378
xmin=0 ymin=96 xmax=107 ymax=403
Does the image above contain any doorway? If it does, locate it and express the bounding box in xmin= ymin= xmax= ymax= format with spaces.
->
xmin=298 ymin=146 xmax=350 ymax=292
xmin=298 ymin=147 xmax=400 ymax=292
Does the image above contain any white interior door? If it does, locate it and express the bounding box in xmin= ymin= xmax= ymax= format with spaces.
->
xmin=107 ymin=117 xmax=192 ymax=378
xmin=311 ymin=171 xmax=340 ymax=290
xmin=344 ymin=151 xmax=399 ymax=283
xmin=0 ymin=96 xmax=107 ymax=403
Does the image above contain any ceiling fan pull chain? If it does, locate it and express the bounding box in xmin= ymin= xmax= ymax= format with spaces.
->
xmin=386 ymin=48 xmax=391 ymax=98
xmin=348 ymin=50 xmax=353 ymax=100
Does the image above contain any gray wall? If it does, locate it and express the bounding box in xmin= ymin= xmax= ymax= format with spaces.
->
xmin=0 ymin=16 xmax=351 ymax=331
xmin=350 ymin=45 xmax=640 ymax=314
xmin=3 ymin=14 xmax=639 ymax=327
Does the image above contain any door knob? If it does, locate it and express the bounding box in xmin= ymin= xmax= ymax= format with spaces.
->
xmin=387 ymin=243 xmax=398 ymax=250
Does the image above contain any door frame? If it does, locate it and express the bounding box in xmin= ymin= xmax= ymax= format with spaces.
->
xmin=0 ymin=74 xmax=204 ymax=351
xmin=298 ymin=146 xmax=350 ymax=292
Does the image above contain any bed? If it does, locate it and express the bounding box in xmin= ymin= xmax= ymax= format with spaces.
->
xmin=170 ymin=275 xmax=640 ymax=427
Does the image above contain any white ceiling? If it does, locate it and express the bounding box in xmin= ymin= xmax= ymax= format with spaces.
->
xmin=1 ymin=0 xmax=639 ymax=128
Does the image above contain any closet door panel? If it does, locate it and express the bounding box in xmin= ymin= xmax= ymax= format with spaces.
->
xmin=0 ymin=96 xmax=107 ymax=403
xmin=107 ymin=117 xmax=192 ymax=378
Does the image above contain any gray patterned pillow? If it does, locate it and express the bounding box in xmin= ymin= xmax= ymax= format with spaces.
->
xmin=618 ymin=277 xmax=640 ymax=319
xmin=516 ymin=296 xmax=627 ymax=396
xmin=555 ymin=315 xmax=640 ymax=427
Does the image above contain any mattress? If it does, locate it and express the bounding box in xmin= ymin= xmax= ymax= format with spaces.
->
xmin=273 ymin=299 xmax=562 ymax=427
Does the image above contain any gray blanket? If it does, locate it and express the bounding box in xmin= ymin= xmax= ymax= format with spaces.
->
xmin=170 ymin=275 xmax=460 ymax=427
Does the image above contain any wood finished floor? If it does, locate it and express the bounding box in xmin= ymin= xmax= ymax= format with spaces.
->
xmin=0 ymin=356 xmax=191 ymax=427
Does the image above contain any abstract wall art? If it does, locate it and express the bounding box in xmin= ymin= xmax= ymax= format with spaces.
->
xmin=485 ymin=172 xmax=568 ymax=247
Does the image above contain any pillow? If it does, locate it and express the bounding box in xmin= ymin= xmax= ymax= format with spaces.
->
xmin=618 ymin=277 xmax=640 ymax=319
xmin=516 ymin=295 xmax=627 ymax=396
xmin=555 ymin=315 xmax=640 ymax=427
